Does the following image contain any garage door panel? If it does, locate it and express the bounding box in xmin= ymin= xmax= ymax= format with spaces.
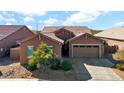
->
xmin=73 ymin=45 xmax=99 ymax=58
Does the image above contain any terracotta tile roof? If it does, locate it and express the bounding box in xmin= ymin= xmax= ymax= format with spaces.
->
xmin=67 ymin=33 xmax=104 ymax=43
xmin=42 ymin=26 xmax=91 ymax=35
xmin=21 ymin=33 xmax=64 ymax=44
xmin=0 ymin=25 xmax=25 ymax=40
xmin=41 ymin=26 xmax=91 ymax=43
xmin=42 ymin=26 xmax=62 ymax=32
xmin=95 ymin=26 xmax=124 ymax=41
xmin=42 ymin=32 xmax=64 ymax=43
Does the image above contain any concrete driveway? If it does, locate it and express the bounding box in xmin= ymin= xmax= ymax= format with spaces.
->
xmin=84 ymin=64 xmax=122 ymax=81
xmin=68 ymin=58 xmax=122 ymax=81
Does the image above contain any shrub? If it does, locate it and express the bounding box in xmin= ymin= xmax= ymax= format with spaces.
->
xmin=115 ymin=63 xmax=124 ymax=71
xmin=115 ymin=64 xmax=122 ymax=69
xmin=33 ymin=42 xmax=54 ymax=65
xmin=50 ymin=59 xmax=72 ymax=71
xmin=27 ymin=58 xmax=37 ymax=71
xmin=120 ymin=65 xmax=124 ymax=71
xmin=50 ymin=58 xmax=61 ymax=70
xmin=61 ymin=60 xmax=72 ymax=71
xmin=27 ymin=42 xmax=54 ymax=71
xmin=112 ymin=50 xmax=124 ymax=62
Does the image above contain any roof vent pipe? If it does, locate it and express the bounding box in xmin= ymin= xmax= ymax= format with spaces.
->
xmin=36 ymin=23 xmax=41 ymax=40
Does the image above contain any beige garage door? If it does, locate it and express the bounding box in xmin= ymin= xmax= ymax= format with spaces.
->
xmin=73 ymin=45 xmax=99 ymax=58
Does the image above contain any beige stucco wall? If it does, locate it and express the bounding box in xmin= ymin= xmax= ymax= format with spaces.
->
xmin=101 ymin=38 xmax=124 ymax=50
xmin=20 ymin=35 xmax=62 ymax=64
xmin=69 ymin=34 xmax=104 ymax=58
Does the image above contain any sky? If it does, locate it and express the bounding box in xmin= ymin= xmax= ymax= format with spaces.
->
xmin=0 ymin=11 xmax=124 ymax=30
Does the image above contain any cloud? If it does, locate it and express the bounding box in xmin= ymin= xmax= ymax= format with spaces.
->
xmin=5 ymin=18 xmax=16 ymax=22
xmin=15 ymin=11 xmax=47 ymax=16
xmin=38 ymin=20 xmax=43 ymax=24
xmin=2 ymin=12 xmax=14 ymax=17
xmin=24 ymin=17 xmax=34 ymax=22
xmin=0 ymin=14 xmax=4 ymax=20
xmin=63 ymin=11 xmax=108 ymax=25
xmin=115 ymin=21 xmax=124 ymax=26
xmin=0 ymin=14 xmax=16 ymax=22
xmin=5 ymin=23 xmax=12 ymax=25
xmin=44 ymin=18 xmax=58 ymax=26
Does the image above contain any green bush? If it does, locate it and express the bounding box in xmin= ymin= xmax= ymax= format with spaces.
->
xmin=120 ymin=65 xmax=124 ymax=71
xmin=27 ymin=42 xmax=54 ymax=71
xmin=27 ymin=58 xmax=37 ymax=71
xmin=115 ymin=64 xmax=122 ymax=69
xmin=115 ymin=63 xmax=124 ymax=71
xmin=61 ymin=60 xmax=72 ymax=71
xmin=49 ymin=59 xmax=72 ymax=71
xmin=112 ymin=50 xmax=124 ymax=62
xmin=50 ymin=58 xmax=61 ymax=70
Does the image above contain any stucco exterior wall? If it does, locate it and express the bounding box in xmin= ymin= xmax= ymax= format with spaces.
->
xmin=102 ymin=38 xmax=124 ymax=51
xmin=20 ymin=35 xmax=62 ymax=64
xmin=0 ymin=26 xmax=34 ymax=57
xmin=10 ymin=47 xmax=20 ymax=61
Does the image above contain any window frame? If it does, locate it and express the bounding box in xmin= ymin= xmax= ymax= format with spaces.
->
xmin=27 ymin=46 xmax=34 ymax=58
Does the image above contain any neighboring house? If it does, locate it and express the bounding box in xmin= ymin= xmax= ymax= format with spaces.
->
xmin=0 ymin=25 xmax=34 ymax=57
xmin=95 ymin=26 xmax=124 ymax=53
xmin=20 ymin=26 xmax=105 ymax=64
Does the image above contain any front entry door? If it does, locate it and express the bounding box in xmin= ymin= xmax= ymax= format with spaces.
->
xmin=62 ymin=42 xmax=69 ymax=57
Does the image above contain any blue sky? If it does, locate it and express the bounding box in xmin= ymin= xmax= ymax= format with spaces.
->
xmin=0 ymin=11 xmax=124 ymax=30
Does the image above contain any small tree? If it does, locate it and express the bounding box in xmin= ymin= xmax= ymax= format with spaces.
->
xmin=28 ymin=42 xmax=54 ymax=70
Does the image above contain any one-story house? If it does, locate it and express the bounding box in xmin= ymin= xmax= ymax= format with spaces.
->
xmin=95 ymin=26 xmax=124 ymax=53
xmin=20 ymin=26 xmax=105 ymax=64
xmin=0 ymin=25 xmax=34 ymax=57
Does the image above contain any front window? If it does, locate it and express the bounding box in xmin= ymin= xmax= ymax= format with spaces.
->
xmin=27 ymin=46 xmax=34 ymax=58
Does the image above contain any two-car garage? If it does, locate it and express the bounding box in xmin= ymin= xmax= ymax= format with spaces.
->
xmin=68 ymin=33 xmax=104 ymax=58
xmin=72 ymin=44 xmax=101 ymax=58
